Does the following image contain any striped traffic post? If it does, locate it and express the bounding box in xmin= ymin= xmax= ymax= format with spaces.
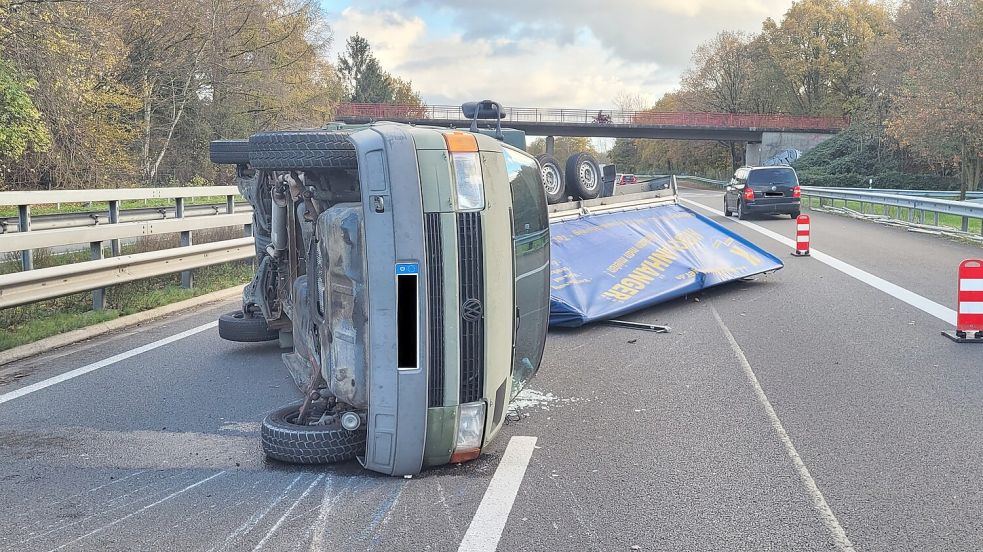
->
xmin=942 ymin=259 xmax=983 ymax=342
xmin=792 ymin=214 xmax=810 ymax=257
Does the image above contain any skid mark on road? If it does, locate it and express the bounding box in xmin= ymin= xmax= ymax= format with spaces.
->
xmin=710 ymin=304 xmax=856 ymax=552
xmin=212 ymin=474 xmax=306 ymax=552
xmin=13 ymin=470 xmax=194 ymax=546
xmin=46 ymin=470 xmax=226 ymax=552
xmin=252 ymin=474 xmax=324 ymax=551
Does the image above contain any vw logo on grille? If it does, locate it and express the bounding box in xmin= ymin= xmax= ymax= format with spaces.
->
xmin=771 ymin=185 xmax=777 ymax=191
xmin=461 ymin=298 xmax=483 ymax=322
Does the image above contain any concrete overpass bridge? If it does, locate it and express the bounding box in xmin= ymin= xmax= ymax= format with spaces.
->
xmin=335 ymin=103 xmax=849 ymax=164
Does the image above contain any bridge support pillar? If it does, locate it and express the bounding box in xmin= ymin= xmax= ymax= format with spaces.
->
xmin=546 ymin=136 xmax=555 ymax=156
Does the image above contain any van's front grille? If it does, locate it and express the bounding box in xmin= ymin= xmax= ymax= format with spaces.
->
xmin=457 ymin=212 xmax=484 ymax=404
xmin=425 ymin=213 xmax=445 ymax=408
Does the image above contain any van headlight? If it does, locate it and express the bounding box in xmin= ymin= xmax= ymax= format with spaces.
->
xmin=450 ymin=401 xmax=486 ymax=463
xmin=451 ymin=152 xmax=485 ymax=210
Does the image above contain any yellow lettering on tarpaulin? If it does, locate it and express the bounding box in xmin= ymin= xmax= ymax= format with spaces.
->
xmin=551 ymin=266 xmax=590 ymax=290
xmin=600 ymin=229 xmax=706 ymax=302
xmin=728 ymin=244 xmax=761 ymax=267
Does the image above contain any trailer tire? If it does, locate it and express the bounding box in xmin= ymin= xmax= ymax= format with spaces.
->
xmin=536 ymin=154 xmax=566 ymax=204
xmin=210 ymin=140 xmax=251 ymax=165
xmin=249 ymin=131 xmax=357 ymax=170
xmin=218 ymin=311 xmax=278 ymax=342
xmin=565 ymin=152 xmax=601 ymax=200
xmin=261 ymin=403 xmax=366 ymax=464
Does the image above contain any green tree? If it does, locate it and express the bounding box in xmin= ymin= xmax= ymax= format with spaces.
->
xmin=886 ymin=0 xmax=983 ymax=198
xmin=0 ymin=61 xmax=49 ymax=169
xmin=762 ymin=0 xmax=892 ymax=115
xmin=337 ymin=34 xmax=421 ymax=105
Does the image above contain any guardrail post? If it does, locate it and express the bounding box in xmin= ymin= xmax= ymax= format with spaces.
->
xmin=961 ymin=216 xmax=969 ymax=232
xmin=176 ymin=197 xmax=193 ymax=289
xmin=108 ymin=200 xmax=121 ymax=256
xmin=18 ymin=205 xmax=32 ymax=270
xmin=226 ymin=194 xmax=235 ymax=214
xmin=90 ymin=241 xmax=105 ymax=310
xmin=932 ymin=211 xmax=939 ymax=226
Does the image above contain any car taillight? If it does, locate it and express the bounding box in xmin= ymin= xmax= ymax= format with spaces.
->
xmin=743 ymin=186 xmax=754 ymax=201
xmin=792 ymin=185 xmax=801 ymax=198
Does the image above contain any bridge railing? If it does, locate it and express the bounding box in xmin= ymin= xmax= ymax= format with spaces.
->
xmin=0 ymin=186 xmax=254 ymax=310
xmin=336 ymin=103 xmax=850 ymax=131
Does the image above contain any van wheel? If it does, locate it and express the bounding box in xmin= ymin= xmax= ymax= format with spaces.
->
xmin=536 ymin=154 xmax=566 ymax=204
xmin=737 ymin=201 xmax=748 ymax=220
xmin=261 ymin=403 xmax=366 ymax=464
xmin=565 ymin=152 xmax=601 ymax=200
xmin=724 ymin=201 xmax=733 ymax=217
xmin=248 ymin=131 xmax=357 ymax=170
xmin=218 ymin=311 xmax=278 ymax=342
xmin=790 ymin=210 xmax=801 ymax=219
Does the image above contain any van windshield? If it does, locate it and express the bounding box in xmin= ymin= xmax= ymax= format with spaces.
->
xmin=748 ymin=168 xmax=797 ymax=187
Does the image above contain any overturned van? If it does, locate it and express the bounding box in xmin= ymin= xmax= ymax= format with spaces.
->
xmin=210 ymin=113 xmax=550 ymax=476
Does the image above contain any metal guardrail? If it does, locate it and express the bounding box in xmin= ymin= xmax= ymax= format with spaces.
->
xmin=806 ymin=186 xmax=983 ymax=200
xmin=0 ymin=202 xmax=251 ymax=234
xmin=0 ymin=186 xmax=253 ymax=310
xmin=0 ymin=238 xmax=254 ymax=309
xmin=801 ymin=187 xmax=983 ymax=235
xmin=336 ymin=104 xmax=851 ymax=131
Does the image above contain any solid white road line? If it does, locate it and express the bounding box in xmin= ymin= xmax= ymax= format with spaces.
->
xmin=457 ymin=436 xmax=538 ymax=552
xmin=680 ymin=197 xmax=957 ymax=325
xmin=710 ymin=306 xmax=856 ymax=552
xmin=0 ymin=321 xmax=217 ymax=406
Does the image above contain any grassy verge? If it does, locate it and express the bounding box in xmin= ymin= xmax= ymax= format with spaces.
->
xmin=806 ymin=196 xmax=983 ymax=235
xmin=0 ymin=227 xmax=252 ymax=352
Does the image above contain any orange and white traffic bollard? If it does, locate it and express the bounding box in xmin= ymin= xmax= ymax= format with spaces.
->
xmin=943 ymin=259 xmax=983 ymax=342
xmin=792 ymin=214 xmax=810 ymax=257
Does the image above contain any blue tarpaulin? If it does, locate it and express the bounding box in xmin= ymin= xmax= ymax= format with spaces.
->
xmin=548 ymin=203 xmax=784 ymax=327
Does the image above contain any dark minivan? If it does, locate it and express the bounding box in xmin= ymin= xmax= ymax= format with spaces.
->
xmin=724 ymin=166 xmax=801 ymax=219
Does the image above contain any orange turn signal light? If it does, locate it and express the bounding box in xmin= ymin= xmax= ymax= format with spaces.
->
xmin=444 ymin=132 xmax=478 ymax=153
xmin=450 ymin=448 xmax=482 ymax=464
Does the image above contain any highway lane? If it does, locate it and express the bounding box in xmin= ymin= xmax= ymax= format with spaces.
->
xmin=0 ymin=190 xmax=982 ymax=550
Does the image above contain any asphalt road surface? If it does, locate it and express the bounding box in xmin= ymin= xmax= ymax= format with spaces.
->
xmin=1 ymin=187 xmax=981 ymax=551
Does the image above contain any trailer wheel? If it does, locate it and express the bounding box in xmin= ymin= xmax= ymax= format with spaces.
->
xmin=249 ymin=131 xmax=357 ymax=170
xmin=218 ymin=311 xmax=278 ymax=342
xmin=565 ymin=152 xmax=601 ymax=200
xmin=210 ymin=140 xmax=250 ymax=165
xmin=261 ymin=403 xmax=366 ymax=464
xmin=536 ymin=154 xmax=566 ymax=204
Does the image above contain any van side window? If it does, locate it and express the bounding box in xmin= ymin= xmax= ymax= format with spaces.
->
xmin=501 ymin=146 xmax=549 ymax=397
xmin=502 ymin=148 xmax=548 ymax=236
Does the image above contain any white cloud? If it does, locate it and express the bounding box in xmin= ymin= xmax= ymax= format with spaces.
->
xmin=328 ymin=1 xmax=795 ymax=110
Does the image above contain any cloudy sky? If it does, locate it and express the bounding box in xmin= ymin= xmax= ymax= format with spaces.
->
xmin=321 ymin=0 xmax=797 ymax=110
